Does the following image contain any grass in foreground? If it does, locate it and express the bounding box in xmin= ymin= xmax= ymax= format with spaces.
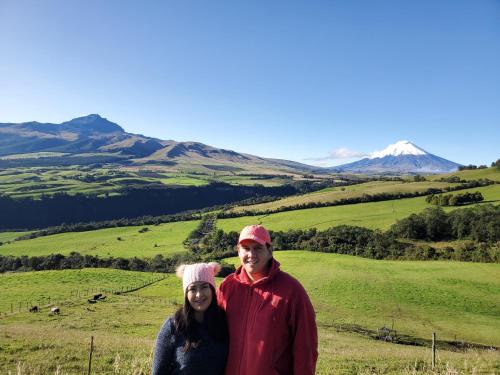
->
xmin=0 ymin=268 xmax=163 ymax=314
xmin=225 ymin=251 xmax=500 ymax=347
xmin=1 ymin=253 xmax=499 ymax=373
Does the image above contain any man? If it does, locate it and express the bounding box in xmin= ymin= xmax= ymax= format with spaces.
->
xmin=217 ymin=224 xmax=318 ymax=375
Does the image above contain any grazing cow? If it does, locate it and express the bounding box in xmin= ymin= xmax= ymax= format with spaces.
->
xmin=29 ymin=306 xmax=38 ymax=313
xmin=87 ymin=299 xmax=97 ymax=304
xmin=93 ymin=293 xmax=102 ymax=300
xmin=49 ymin=307 xmax=60 ymax=316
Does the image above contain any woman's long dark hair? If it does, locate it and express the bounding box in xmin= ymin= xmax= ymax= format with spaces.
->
xmin=174 ymin=285 xmax=228 ymax=351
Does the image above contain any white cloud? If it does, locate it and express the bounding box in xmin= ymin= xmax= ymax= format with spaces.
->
xmin=304 ymin=147 xmax=369 ymax=162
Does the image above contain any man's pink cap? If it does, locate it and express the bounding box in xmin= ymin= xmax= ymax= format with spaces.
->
xmin=238 ymin=225 xmax=271 ymax=246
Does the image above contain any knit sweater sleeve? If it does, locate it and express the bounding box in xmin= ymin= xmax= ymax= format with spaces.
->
xmin=152 ymin=317 xmax=176 ymax=375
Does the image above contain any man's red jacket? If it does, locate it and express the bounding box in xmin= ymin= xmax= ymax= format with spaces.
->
xmin=217 ymin=258 xmax=318 ymax=375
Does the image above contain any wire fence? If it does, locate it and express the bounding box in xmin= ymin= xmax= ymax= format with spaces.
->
xmin=0 ymin=275 xmax=166 ymax=317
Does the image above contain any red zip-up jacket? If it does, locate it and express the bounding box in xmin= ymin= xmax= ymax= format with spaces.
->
xmin=217 ymin=258 xmax=318 ymax=375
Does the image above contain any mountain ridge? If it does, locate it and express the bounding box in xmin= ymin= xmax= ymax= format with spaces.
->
xmin=0 ymin=115 xmax=463 ymax=175
xmin=0 ymin=114 xmax=318 ymax=174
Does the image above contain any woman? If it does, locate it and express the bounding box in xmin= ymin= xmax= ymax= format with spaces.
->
xmin=152 ymin=262 xmax=228 ymax=375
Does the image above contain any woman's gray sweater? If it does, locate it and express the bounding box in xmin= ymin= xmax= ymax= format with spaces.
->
xmin=152 ymin=317 xmax=228 ymax=375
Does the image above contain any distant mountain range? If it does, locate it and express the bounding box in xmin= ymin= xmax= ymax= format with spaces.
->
xmin=328 ymin=141 xmax=461 ymax=174
xmin=0 ymin=115 xmax=462 ymax=174
xmin=0 ymin=114 xmax=317 ymax=174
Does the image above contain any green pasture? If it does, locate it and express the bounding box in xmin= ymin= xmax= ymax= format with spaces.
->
xmin=0 ymin=152 xmax=69 ymax=160
xmin=428 ymin=166 xmax=500 ymax=182
xmin=0 ymin=220 xmax=199 ymax=257
xmin=218 ymin=184 xmax=500 ymax=232
xmin=0 ymin=252 xmax=499 ymax=374
xmin=0 ymin=166 xmax=126 ymax=198
xmin=230 ymin=180 xmax=459 ymax=212
xmin=0 ymin=231 xmax=30 ymax=243
xmin=159 ymin=175 xmax=209 ymax=186
xmin=254 ymin=252 xmax=499 ymax=346
xmin=0 ymin=268 xmax=162 ymax=314
xmin=0 ymin=165 xmax=298 ymax=198
xmin=215 ymin=174 xmax=291 ymax=187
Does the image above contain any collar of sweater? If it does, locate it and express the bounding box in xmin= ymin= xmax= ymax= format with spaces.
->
xmin=234 ymin=258 xmax=281 ymax=286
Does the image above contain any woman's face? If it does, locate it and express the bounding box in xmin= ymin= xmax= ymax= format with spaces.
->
xmin=186 ymin=281 xmax=212 ymax=313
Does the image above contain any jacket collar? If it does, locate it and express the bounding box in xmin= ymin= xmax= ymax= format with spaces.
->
xmin=234 ymin=258 xmax=281 ymax=286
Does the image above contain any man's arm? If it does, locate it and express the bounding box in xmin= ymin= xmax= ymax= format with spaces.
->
xmin=216 ymin=279 xmax=228 ymax=311
xmin=290 ymin=286 xmax=318 ymax=375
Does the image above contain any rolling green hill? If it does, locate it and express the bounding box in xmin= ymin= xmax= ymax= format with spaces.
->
xmin=218 ymin=184 xmax=500 ymax=232
xmin=0 ymin=231 xmax=30 ymax=243
xmin=2 ymin=184 xmax=498 ymax=258
xmin=0 ymin=252 xmax=498 ymax=374
xmin=428 ymin=166 xmax=500 ymax=182
xmin=226 ymin=251 xmax=500 ymax=346
xmin=229 ymin=180 xmax=460 ymax=213
xmin=0 ymin=268 xmax=163 ymax=313
xmin=0 ymin=221 xmax=199 ymax=257
xmin=0 ymin=165 xmax=299 ymax=198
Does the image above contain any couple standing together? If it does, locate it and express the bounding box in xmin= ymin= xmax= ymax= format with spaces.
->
xmin=152 ymin=224 xmax=318 ymax=375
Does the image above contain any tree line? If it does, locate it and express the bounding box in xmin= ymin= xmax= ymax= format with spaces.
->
xmin=0 ymin=251 xmax=235 ymax=276
xmin=1 ymin=204 xmax=499 ymax=274
xmin=184 ymin=204 xmax=500 ymax=263
xmin=216 ymin=179 xmax=494 ymax=220
xmin=0 ymin=182 xmax=298 ymax=230
xmin=390 ymin=204 xmax=499 ymax=243
xmin=425 ymin=191 xmax=484 ymax=206
xmin=458 ymin=160 xmax=499 ymax=170
xmin=4 ymin=182 xmax=357 ymax=240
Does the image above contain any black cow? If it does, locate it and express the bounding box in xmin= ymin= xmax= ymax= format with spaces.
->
xmin=29 ymin=306 xmax=38 ymax=313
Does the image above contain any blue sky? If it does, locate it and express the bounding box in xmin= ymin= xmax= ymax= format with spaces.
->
xmin=0 ymin=0 xmax=498 ymax=166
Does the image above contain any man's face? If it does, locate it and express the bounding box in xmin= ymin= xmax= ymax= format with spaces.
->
xmin=238 ymin=239 xmax=272 ymax=281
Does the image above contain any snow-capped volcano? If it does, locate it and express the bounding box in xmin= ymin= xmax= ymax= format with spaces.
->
xmin=369 ymin=140 xmax=427 ymax=158
xmin=327 ymin=141 xmax=461 ymax=174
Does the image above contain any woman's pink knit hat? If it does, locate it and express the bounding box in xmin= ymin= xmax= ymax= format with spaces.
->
xmin=176 ymin=262 xmax=221 ymax=294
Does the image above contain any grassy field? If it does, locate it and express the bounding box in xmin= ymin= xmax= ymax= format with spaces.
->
xmin=2 ymin=184 xmax=498 ymax=258
xmin=427 ymin=166 xmax=500 ymax=182
xmin=218 ymin=184 xmax=500 ymax=232
xmin=0 ymin=220 xmax=199 ymax=258
xmin=0 ymin=268 xmax=163 ymax=314
xmin=0 ymin=252 xmax=498 ymax=374
xmin=0 ymin=166 xmax=298 ymax=198
xmin=0 ymin=231 xmax=30 ymax=243
xmin=229 ymin=180 xmax=460 ymax=213
xmin=0 ymin=166 xmax=132 ymax=198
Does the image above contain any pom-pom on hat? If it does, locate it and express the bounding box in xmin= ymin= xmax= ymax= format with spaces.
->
xmin=238 ymin=225 xmax=271 ymax=246
xmin=176 ymin=262 xmax=221 ymax=294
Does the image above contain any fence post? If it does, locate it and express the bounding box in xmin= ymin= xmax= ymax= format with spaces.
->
xmin=88 ymin=336 xmax=94 ymax=375
xmin=432 ymin=332 xmax=436 ymax=369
